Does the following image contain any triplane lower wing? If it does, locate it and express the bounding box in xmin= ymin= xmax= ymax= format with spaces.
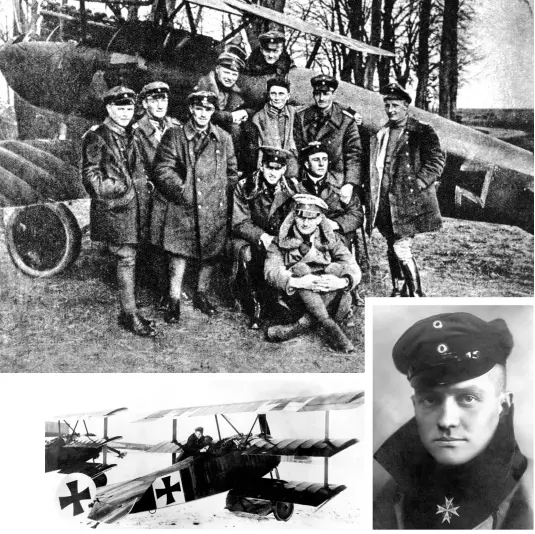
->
xmin=55 ymin=392 xmax=365 ymax=525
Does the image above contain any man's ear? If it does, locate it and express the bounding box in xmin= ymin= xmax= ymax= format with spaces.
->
xmin=304 ymin=160 xmax=310 ymax=171
xmin=411 ymin=395 xmax=416 ymax=410
xmin=499 ymin=392 xmax=513 ymax=418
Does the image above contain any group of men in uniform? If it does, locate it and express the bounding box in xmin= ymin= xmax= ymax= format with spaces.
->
xmin=81 ymin=31 xmax=446 ymax=352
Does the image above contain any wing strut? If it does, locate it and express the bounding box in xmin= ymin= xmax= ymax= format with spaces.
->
xmin=103 ymin=416 xmax=108 ymax=466
xmin=221 ymin=414 xmax=244 ymax=437
xmin=172 ymin=419 xmax=178 ymax=464
xmin=306 ymin=38 xmax=322 ymax=69
xmin=215 ymin=414 xmax=222 ymax=441
xmin=324 ymin=411 xmax=329 ymax=488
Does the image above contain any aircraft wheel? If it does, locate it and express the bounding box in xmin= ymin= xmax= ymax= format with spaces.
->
xmin=5 ymin=202 xmax=81 ymax=277
xmin=272 ymin=501 xmax=294 ymax=521
xmin=93 ymin=473 xmax=107 ymax=488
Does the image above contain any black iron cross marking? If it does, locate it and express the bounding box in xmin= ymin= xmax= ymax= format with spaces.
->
xmin=59 ymin=480 xmax=92 ymax=516
xmin=155 ymin=475 xmax=181 ymax=505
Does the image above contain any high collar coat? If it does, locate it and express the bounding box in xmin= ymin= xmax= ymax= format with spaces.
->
xmin=368 ymin=116 xmax=446 ymax=237
xmin=150 ymin=119 xmax=238 ymax=261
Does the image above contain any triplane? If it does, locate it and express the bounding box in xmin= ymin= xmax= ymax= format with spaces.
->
xmin=50 ymin=391 xmax=364 ymax=526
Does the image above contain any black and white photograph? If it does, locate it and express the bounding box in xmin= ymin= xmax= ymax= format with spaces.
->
xmin=37 ymin=373 xmax=365 ymax=530
xmin=372 ymin=302 xmax=533 ymax=529
xmin=0 ymin=1 xmax=532 ymax=371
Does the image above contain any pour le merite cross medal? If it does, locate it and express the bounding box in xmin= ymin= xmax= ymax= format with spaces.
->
xmin=436 ymin=496 xmax=460 ymax=523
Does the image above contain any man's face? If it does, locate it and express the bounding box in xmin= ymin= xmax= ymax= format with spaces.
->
xmin=262 ymin=163 xmax=286 ymax=185
xmin=215 ymin=65 xmax=239 ymax=88
xmin=261 ymin=43 xmax=283 ymax=65
xmin=384 ymin=98 xmax=409 ymax=123
xmin=195 ymin=430 xmax=203 ymax=439
xmin=106 ymin=104 xmax=135 ymax=127
xmin=305 ymin=152 xmax=329 ymax=178
xmin=268 ymin=86 xmax=290 ymax=110
xmin=295 ymin=212 xmax=321 ymax=236
xmin=313 ymin=89 xmax=335 ymax=110
xmin=143 ymin=94 xmax=168 ymax=120
xmin=412 ymin=369 xmax=511 ymax=466
xmin=190 ymin=104 xmax=214 ymax=129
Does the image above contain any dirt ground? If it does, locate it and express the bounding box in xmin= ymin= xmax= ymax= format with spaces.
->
xmin=0 ymin=217 xmax=532 ymax=373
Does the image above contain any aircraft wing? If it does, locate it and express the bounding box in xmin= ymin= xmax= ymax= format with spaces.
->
xmin=62 ymin=436 xmax=123 ymax=449
xmin=186 ymin=0 xmax=394 ymax=57
xmin=231 ymin=478 xmax=346 ymax=508
xmin=244 ymin=437 xmax=358 ymax=458
xmin=135 ymin=391 xmax=364 ymax=422
xmin=50 ymin=407 xmax=128 ymax=420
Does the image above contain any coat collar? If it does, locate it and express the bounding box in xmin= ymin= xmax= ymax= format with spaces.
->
xmin=183 ymin=119 xmax=221 ymax=142
xmin=208 ymin=70 xmax=242 ymax=97
xmin=277 ymin=212 xmax=337 ymax=250
xmin=303 ymin=101 xmax=344 ymax=129
xmin=104 ymin=117 xmax=129 ymax=137
xmin=135 ymin=114 xmax=174 ymax=137
xmin=380 ymin=115 xmax=420 ymax=133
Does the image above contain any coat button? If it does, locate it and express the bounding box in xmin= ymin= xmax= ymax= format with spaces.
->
xmin=198 ymin=204 xmax=202 ymax=209
xmin=410 ymin=188 xmax=414 ymax=193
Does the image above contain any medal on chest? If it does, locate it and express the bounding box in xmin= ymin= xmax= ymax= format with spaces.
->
xmin=436 ymin=496 xmax=460 ymax=524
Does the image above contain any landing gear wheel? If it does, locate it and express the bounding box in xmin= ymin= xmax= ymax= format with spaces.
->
xmin=5 ymin=203 xmax=82 ymax=277
xmin=92 ymin=473 xmax=107 ymax=488
xmin=272 ymin=501 xmax=294 ymax=521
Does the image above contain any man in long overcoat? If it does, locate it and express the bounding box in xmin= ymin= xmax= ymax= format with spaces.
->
xmin=294 ymin=74 xmax=363 ymax=205
xmin=81 ymin=86 xmax=156 ymax=337
xmin=151 ymin=91 xmax=238 ymax=323
xmin=231 ymin=146 xmax=298 ymax=329
xmin=368 ymin=82 xmax=445 ymax=297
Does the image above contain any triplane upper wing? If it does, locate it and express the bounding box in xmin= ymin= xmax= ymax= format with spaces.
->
xmin=186 ymin=0 xmax=395 ymax=57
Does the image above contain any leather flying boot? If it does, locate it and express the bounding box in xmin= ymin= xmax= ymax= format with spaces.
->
xmin=400 ymin=258 xmax=425 ymax=297
xmin=387 ymin=248 xmax=405 ymax=297
xmin=164 ymin=300 xmax=181 ymax=324
xmin=249 ymin=291 xmax=262 ymax=330
xmin=266 ymin=314 xmax=312 ymax=342
xmin=119 ymin=311 xmax=157 ymax=337
xmin=193 ymin=291 xmax=219 ymax=316
xmin=321 ymin=318 xmax=355 ymax=353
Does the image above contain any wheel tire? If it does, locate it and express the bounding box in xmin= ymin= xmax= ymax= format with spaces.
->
xmin=5 ymin=202 xmax=82 ymax=277
xmin=272 ymin=501 xmax=294 ymax=521
xmin=93 ymin=473 xmax=107 ymax=488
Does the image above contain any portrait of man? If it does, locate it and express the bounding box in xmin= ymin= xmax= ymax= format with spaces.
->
xmin=373 ymin=304 xmax=533 ymax=529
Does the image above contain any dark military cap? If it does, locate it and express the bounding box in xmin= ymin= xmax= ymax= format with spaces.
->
xmin=103 ymin=86 xmax=136 ymax=106
xmin=217 ymin=51 xmax=245 ymax=72
xmin=393 ymin=312 xmax=514 ymax=387
xmin=260 ymin=146 xmax=292 ymax=167
xmin=311 ymin=74 xmax=338 ymax=92
xmin=381 ymin=81 xmax=412 ymax=104
xmin=293 ymin=193 xmax=328 ymax=218
xmin=300 ymin=140 xmax=329 ymax=161
xmin=188 ymin=91 xmax=218 ymax=109
xmin=139 ymin=81 xmax=169 ymax=100
xmin=259 ymin=30 xmax=285 ymax=47
xmin=267 ymin=77 xmax=290 ymax=92
xmin=195 ymin=426 xmax=204 ymax=432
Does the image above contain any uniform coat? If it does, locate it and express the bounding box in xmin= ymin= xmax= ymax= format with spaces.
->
xmin=297 ymin=170 xmax=364 ymax=237
xmin=368 ymin=116 xmax=445 ymax=237
xmin=294 ymin=101 xmax=363 ymax=187
xmin=150 ymin=119 xmax=238 ymax=260
xmin=133 ymin=114 xmax=181 ymax=171
xmin=264 ymin=213 xmax=360 ymax=294
xmin=81 ymin=117 xmax=150 ymax=244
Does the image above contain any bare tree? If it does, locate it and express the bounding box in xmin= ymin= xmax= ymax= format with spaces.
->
xmin=415 ymin=0 xmax=431 ymax=109
xmin=439 ymin=0 xmax=459 ymax=119
xmin=378 ymin=0 xmax=395 ymax=87
xmin=363 ymin=0 xmax=382 ymax=89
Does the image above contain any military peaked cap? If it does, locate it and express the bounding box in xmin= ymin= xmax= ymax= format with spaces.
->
xmin=188 ymin=91 xmax=218 ymax=108
xmin=139 ymin=81 xmax=169 ymax=100
xmin=260 ymin=146 xmax=292 ymax=167
xmin=195 ymin=426 xmax=204 ymax=432
xmin=393 ymin=312 xmax=514 ymax=387
xmin=293 ymin=193 xmax=328 ymax=217
xmin=217 ymin=51 xmax=245 ymax=72
xmin=311 ymin=74 xmax=338 ymax=92
xmin=381 ymin=81 xmax=412 ymax=104
xmin=300 ymin=140 xmax=329 ymax=161
xmin=103 ymin=86 xmax=136 ymax=105
xmin=259 ymin=30 xmax=285 ymax=47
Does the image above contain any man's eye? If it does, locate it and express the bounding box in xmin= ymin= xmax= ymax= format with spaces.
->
xmin=419 ymin=396 xmax=437 ymax=407
xmin=458 ymin=395 xmax=477 ymax=405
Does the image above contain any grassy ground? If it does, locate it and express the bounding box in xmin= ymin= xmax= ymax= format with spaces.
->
xmin=0 ymin=217 xmax=532 ymax=373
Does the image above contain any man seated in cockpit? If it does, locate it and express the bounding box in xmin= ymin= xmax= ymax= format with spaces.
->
xmin=244 ymin=30 xmax=295 ymax=77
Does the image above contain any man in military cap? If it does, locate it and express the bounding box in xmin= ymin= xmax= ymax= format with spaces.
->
xmin=133 ymin=81 xmax=182 ymax=305
xmin=368 ymin=81 xmax=445 ymax=297
xmin=264 ymin=193 xmax=360 ymax=353
xmin=245 ymin=77 xmax=298 ymax=178
xmin=297 ymin=141 xmax=364 ymax=249
xmin=231 ymin=146 xmax=299 ymax=329
xmin=81 ymin=86 xmax=156 ymax=337
xmin=294 ymin=74 xmax=363 ymax=205
xmin=244 ymin=30 xmax=295 ymax=77
xmin=151 ymin=91 xmax=238 ymax=322
xmin=373 ymin=311 xmax=533 ymax=529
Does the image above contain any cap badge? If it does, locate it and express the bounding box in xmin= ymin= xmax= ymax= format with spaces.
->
xmin=433 ymin=320 xmax=443 ymax=329
xmin=465 ymin=350 xmax=479 ymax=359
xmin=437 ymin=344 xmax=448 ymax=354
xmin=436 ymin=496 xmax=460 ymax=524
